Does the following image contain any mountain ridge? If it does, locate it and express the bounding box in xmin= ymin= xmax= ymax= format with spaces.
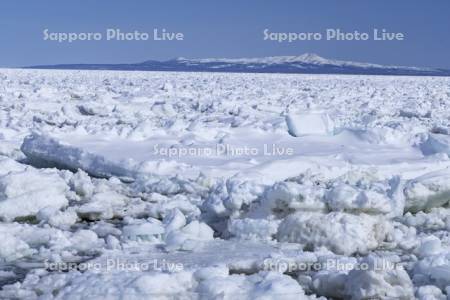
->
xmin=26 ymin=53 xmax=450 ymax=76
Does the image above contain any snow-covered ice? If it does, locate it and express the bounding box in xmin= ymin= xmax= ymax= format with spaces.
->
xmin=286 ymin=111 xmax=335 ymax=136
xmin=1 ymin=68 xmax=450 ymax=298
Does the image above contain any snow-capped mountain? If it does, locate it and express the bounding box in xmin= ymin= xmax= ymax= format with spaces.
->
xmin=27 ymin=53 xmax=450 ymax=76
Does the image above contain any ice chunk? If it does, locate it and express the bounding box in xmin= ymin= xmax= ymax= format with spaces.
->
xmin=286 ymin=111 xmax=334 ymax=136
xmin=404 ymin=169 xmax=450 ymax=212
xmin=312 ymin=272 xmax=348 ymax=299
xmin=413 ymin=253 xmax=450 ymax=290
xmin=263 ymin=181 xmax=327 ymax=215
xmin=70 ymin=230 xmax=103 ymax=253
xmin=163 ymin=208 xmax=187 ymax=233
xmin=0 ymin=157 xmax=27 ymax=176
xmin=326 ymin=183 xmax=392 ymax=214
xmin=0 ymin=167 xmax=69 ymax=221
xmin=122 ymin=220 xmax=165 ymax=241
xmin=416 ymin=285 xmax=446 ymax=300
xmin=131 ymin=272 xmax=193 ymax=297
xmin=196 ymin=271 xmax=308 ymax=300
xmin=77 ymin=191 xmax=128 ymax=221
xmin=402 ymin=208 xmax=450 ymax=232
xmin=69 ymin=169 xmax=95 ymax=198
xmin=2 ymin=271 xmax=194 ymax=299
xmin=180 ymin=220 xmax=214 ymax=240
xmin=37 ymin=207 xmax=78 ymax=229
xmin=418 ymin=236 xmax=442 ymax=258
xmin=0 ymin=232 xmax=34 ymax=262
xmin=228 ymin=218 xmax=279 ymax=241
xmin=277 ymin=212 xmax=392 ymax=255
xmin=311 ymin=256 xmax=359 ymax=298
xmin=420 ymin=134 xmax=450 ymax=156
xmin=345 ymin=256 xmax=414 ymax=300
xmin=21 ymin=133 xmax=136 ymax=179
xmin=193 ymin=265 xmax=229 ymax=281
xmin=165 ymin=221 xmax=214 ymax=251
xmin=325 ymin=176 xmax=405 ymax=217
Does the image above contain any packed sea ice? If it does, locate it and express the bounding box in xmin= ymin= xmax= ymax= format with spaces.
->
xmin=0 ymin=69 xmax=450 ymax=299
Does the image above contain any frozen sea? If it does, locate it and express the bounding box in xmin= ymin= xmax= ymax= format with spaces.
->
xmin=1 ymin=69 xmax=450 ymax=299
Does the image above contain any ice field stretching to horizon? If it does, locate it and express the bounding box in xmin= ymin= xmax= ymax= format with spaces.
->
xmin=1 ymin=68 xmax=450 ymax=299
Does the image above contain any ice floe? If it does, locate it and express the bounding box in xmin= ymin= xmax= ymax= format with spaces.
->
xmin=0 ymin=69 xmax=450 ymax=298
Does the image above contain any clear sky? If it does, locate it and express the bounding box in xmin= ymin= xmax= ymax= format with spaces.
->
xmin=0 ymin=0 xmax=449 ymax=68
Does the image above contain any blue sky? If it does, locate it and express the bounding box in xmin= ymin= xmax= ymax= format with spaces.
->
xmin=0 ymin=0 xmax=449 ymax=68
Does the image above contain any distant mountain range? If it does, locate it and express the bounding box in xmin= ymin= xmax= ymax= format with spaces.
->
xmin=26 ymin=53 xmax=450 ymax=76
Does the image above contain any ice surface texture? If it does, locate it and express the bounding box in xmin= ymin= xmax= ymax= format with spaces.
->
xmin=0 ymin=69 xmax=450 ymax=299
